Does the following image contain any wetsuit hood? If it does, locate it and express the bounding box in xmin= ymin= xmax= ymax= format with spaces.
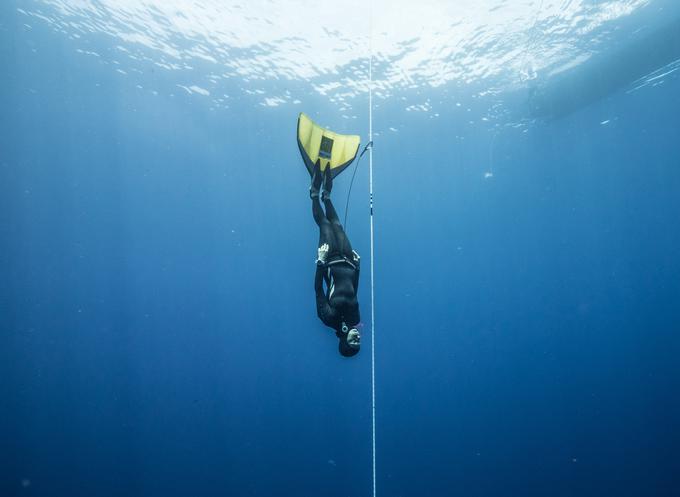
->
xmin=338 ymin=333 xmax=360 ymax=357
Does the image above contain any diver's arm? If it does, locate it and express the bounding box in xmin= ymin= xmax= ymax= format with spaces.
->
xmin=351 ymin=251 xmax=361 ymax=291
xmin=315 ymin=266 xmax=337 ymax=327
xmin=314 ymin=265 xmax=326 ymax=295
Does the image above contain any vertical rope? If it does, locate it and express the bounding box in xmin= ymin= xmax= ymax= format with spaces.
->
xmin=368 ymin=5 xmax=376 ymax=497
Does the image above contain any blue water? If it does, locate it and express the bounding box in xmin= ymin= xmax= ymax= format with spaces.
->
xmin=2 ymin=1 xmax=680 ymax=496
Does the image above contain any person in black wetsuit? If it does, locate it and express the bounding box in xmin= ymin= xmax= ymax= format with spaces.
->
xmin=309 ymin=159 xmax=361 ymax=357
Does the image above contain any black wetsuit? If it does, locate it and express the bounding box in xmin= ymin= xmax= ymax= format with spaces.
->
xmin=312 ymin=195 xmax=360 ymax=332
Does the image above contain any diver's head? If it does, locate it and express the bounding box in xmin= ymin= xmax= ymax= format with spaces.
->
xmin=338 ymin=322 xmax=360 ymax=357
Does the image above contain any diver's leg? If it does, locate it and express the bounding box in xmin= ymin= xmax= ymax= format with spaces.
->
xmin=321 ymin=167 xmax=353 ymax=256
xmin=324 ymin=197 xmax=353 ymax=256
xmin=313 ymin=196 xmax=338 ymax=254
xmin=310 ymin=159 xmax=322 ymax=199
xmin=310 ymin=160 xmax=338 ymax=252
xmin=312 ymin=195 xmax=326 ymax=226
xmin=323 ymin=195 xmax=340 ymax=224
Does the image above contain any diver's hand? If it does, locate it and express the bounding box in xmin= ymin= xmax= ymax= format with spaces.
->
xmin=316 ymin=243 xmax=329 ymax=265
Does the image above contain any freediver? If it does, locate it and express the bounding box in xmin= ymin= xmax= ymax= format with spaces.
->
xmin=309 ymin=159 xmax=361 ymax=357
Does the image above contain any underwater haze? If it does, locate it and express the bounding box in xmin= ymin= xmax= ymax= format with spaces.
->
xmin=2 ymin=0 xmax=680 ymax=496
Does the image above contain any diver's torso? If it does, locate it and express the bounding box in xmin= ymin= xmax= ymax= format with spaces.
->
xmin=327 ymin=264 xmax=358 ymax=321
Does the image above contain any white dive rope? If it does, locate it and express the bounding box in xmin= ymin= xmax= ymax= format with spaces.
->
xmin=368 ymin=8 xmax=376 ymax=497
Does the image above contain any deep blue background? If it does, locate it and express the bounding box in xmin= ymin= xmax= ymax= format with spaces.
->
xmin=2 ymin=2 xmax=680 ymax=496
